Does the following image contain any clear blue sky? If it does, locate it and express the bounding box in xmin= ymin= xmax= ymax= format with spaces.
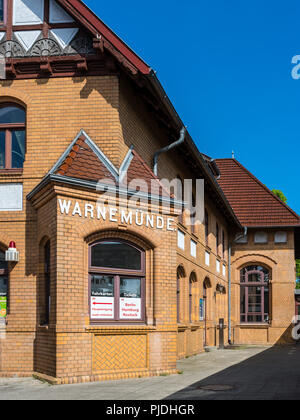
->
xmin=85 ymin=0 xmax=300 ymax=214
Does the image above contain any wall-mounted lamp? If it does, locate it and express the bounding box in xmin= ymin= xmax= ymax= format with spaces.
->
xmin=5 ymin=241 xmax=19 ymax=262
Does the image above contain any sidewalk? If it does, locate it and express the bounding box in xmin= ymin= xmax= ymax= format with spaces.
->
xmin=0 ymin=346 xmax=276 ymax=400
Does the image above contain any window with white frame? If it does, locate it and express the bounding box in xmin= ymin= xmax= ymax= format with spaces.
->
xmin=190 ymin=240 xmax=197 ymax=258
xmin=274 ymin=231 xmax=287 ymax=244
xmin=177 ymin=230 xmax=185 ymax=250
xmin=254 ymin=232 xmax=268 ymax=244
xmin=222 ymin=264 xmax=226 ymax=277
xmin=205 ymin=251 xmax=210 ymax=266
xmin=216 ymin=259 xmax=220 ymax=273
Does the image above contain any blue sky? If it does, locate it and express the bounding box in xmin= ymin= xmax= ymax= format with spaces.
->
xmin=85 ymin=0 xmax=300 ymax=214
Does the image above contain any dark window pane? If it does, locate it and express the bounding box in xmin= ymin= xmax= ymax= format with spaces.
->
xmin=240 ymin=287 xmax=246 ymax=314
xmin=247 ymin=273 xmax=261 ymax=282
xmin=264 ymin=287 xmax=269 ymax=314
xmin=248 ymin=315 xmax=262 ymax=322
xmin=91 ymin=275 xmax=114 ymax=297
xmin=0 ymin=276 xmax=7 ymax=296
xmin=241 ymin=315 xmax=246 ymax=323
xmin=120 ymin=278 xmax=141 ymax=298
xmin=0 ymin=131 xmax=4 ymax=169
xmin=298 ymin=306 xmax=300 ymax=316
xmin=0 ymin=0 xmax=3 ymax=22
xmin=12 ymin=130 xmax=25 ymax=168
xmin=91 ymin=242 xmax=141 ymax=271
xmin=0 ymin=107 xmax=25 ymax=124
xmin=0 ymin=250 xmax=7 ymax=271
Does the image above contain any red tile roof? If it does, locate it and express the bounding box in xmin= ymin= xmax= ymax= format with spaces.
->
xmin=56 ymin=135 xmax=115 ymax=182
xmin=56 ymin=135 xmax=171 ymax=198
xmin=215 ymin=159 xmax=300 ymax=227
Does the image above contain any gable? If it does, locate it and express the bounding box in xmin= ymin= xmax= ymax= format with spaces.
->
xmin=0 ymin=0 xmax=150 ymax=79
xmin=215 ymin=159 xmax=300 ymax=227
xmin=33 ymin=130 xmax=172 ymax=200
xmin=0 ymin=0 xmax=94 ymax=59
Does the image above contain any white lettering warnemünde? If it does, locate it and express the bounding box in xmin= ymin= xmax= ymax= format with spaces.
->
xmin=58 ymin=199 xmax=175 ymax=231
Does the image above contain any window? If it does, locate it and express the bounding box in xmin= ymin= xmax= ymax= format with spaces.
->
xmin=0 ymin=250 xmax=8 ymax=319
xmin=0 ymin=0 xmax=4 ymax=24
xmin=190 ymin=239 xmax=197 ymax=258
xmin=240 ymin=266 xmax=270 ymax=323
xmin=216 ymin=259 xmax=220 ymax=273
xmin=205 ymin=251 xmax=210 ymax=266
xmin=177 ymin=230 xmax=185 ymax=250
xmin=222 ymin=264 xmax=226 ymax=277
xmin=275 ymin=231 xmax=287 ymax=244
xmin=216 ymin=223 xmax=220 ymax=253
xmin=0 ymin=104 xmax=26 ymax=171
xmin=222 ymin=230 xmax=225 ymax=258
xmin=254 ymin=231 xmax=268 ymax=244
xmin=89 ymin=240 xmax=145 ymax=323
xmin=189 ymin=272 xmax=197 ymax=323
xmin=177 ymin=266 xmax=185 ymax=323
xmin=205 ymin=210 xmax=209 ymax=245
xmin=44 ymin=241 xmax=51 ymax=325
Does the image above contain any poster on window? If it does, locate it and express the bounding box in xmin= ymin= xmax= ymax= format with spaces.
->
xmin=0 ymin=296 xmax=6 ymax=318
xmin=91 ymin=296 xmax=114 ymax=319
xmin=199 ymin=298 xmax=204 ymax=321
xmin=119 ymin=278 xmax=142 ymax=320
xmin=120 ymin=298 xmax=141 ymax=319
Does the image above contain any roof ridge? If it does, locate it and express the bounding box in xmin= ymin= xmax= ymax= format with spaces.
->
xmin=231 ymin=158 xmax=300 ymax=221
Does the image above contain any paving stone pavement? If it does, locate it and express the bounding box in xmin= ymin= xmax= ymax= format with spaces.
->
xmin=0 ymin=345 xmax=299 ymax=400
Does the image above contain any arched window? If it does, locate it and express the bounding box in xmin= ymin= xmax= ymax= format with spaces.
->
xmin=240 ymin=265 xmax=270 ymax=324
xmin=89 ymin=240 xmax=145 ymax=323
xmin=44 ymin=241 xmax=51 ymax=325
xmin=189 ymin=272 xmax=197 ymax=323
xmin=0 ymin=250 xmax=8 ymax=319
xmin=0 ymin=104 xmax=26 ymax=171
xmin=177 ymin=265 xmax=185 ymax=323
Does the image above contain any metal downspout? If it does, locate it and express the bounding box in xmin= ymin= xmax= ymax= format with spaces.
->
xmin=153 ymin=127 xmax=186 ymax=176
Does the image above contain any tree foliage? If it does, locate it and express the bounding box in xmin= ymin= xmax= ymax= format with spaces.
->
xmin=272 ymin=189 xmax=287 ymax=204
xmin=296 ymin=260 xmax=300 ymax=289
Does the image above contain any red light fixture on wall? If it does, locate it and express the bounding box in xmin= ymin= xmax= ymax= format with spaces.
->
xmin=5 ymin=241 xmax=19 ymax=262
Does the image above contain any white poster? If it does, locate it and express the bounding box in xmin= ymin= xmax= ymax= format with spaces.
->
xmin=91 ymin=296 xmax=114 ymax=319
xmin=120 ymin=298 xmax=141 ymax=320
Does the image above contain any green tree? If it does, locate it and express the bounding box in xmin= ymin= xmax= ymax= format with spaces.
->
xmin=296 ymin=260 xmax=300 ymax=289
xmin=272 ymin=189 xmax=287 ymax=204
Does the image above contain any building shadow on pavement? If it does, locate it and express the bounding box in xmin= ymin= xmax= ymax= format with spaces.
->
xmin=166 ymin=332 xmax=300 ymax=400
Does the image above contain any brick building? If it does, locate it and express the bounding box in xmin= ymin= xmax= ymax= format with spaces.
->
xmin=0 ymin=0 xmax=299 ymax=384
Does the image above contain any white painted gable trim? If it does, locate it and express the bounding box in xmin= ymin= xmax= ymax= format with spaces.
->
xmin=49 ymin=0 xmax=75 ymax=23
xmin=50 ymin=28 xmax=79 ymax=49
xmin=13 ymin=0 xmax=44 ymax=25
xmin=14 ymin=30 xmax=41 ymax=51
xmin=119 ymin=147 xmax=134 ymax=183
xmin=48 ymin=129 xmax=120 ymax=181
xmin=83 ymin=132 xmax=119 ymax=181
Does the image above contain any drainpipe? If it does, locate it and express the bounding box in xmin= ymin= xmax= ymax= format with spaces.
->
xmin=228 ymin=226 xmax=248 ymax=345
xmin=153 ymin=127 xmax=186 ymax=176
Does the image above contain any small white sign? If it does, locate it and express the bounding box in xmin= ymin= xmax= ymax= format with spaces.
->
xmin=91 ymin=296 xmax=114 ymax=319
xmin=120 ymin=298 xmax=141 ymax=320
xmin=0 ymin=184 xmax=23 ymax=211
